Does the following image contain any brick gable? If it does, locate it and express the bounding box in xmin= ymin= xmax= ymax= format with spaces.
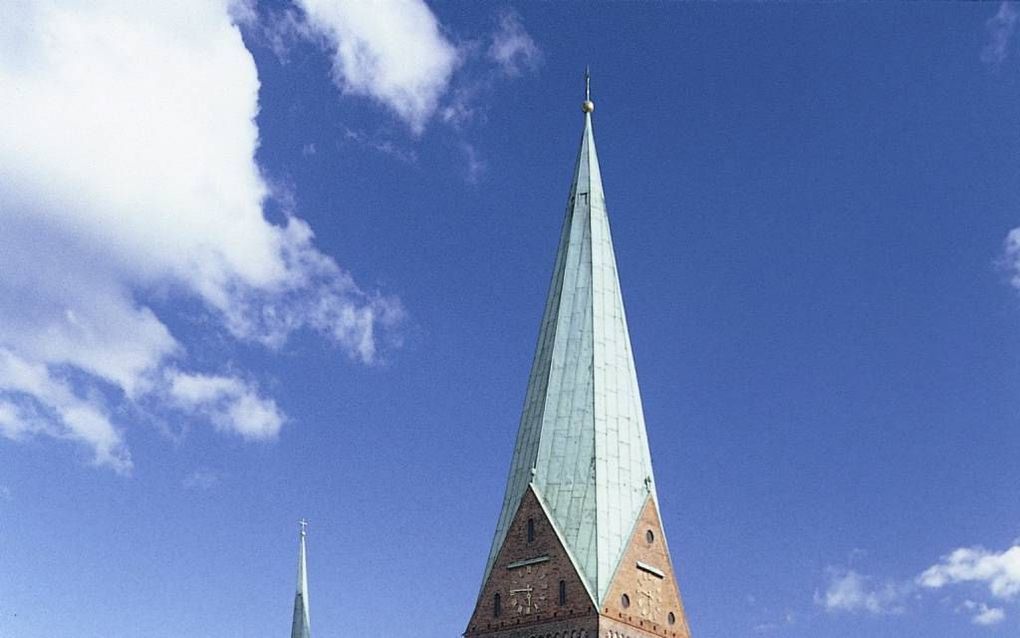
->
xmin=600 ymin=496 xmax=691 ymax=638
xmin=466 ymin=485 xmax=597 ymax=637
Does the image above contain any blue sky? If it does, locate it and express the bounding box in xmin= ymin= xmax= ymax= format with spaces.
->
xmin=2 ymin=1 xmax=1020 ymax=636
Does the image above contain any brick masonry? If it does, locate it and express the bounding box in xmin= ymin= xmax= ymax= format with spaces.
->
xmin=466 ymin=489 xmax=692 ymax=638
xmin=466 ymin=486 xmax=598 ymax=637
xmin=600 ymin=497 xmax=691 ymax=638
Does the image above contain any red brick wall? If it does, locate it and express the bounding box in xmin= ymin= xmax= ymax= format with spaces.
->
xmin=466 ymin=486 xmax=598 ymax=636
xmin=467 ymin=490 xmax=693 ymax=638
xmin=600 ymin=497 xmax=691 ymax=638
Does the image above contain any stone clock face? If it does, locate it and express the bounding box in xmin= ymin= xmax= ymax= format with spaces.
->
xmin=508 ymin=564 xmax=550 ymax=615
xmin=635 ymin=569 xmax=665 ymax=622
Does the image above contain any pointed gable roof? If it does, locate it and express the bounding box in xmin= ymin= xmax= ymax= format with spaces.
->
xmin=291 ymin=521 xmax=311 ymax=638
xmin=482 ymin=93 xmax=658 ymax=606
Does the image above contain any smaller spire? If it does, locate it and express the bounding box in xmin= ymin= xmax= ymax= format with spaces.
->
xmin=291 ymin=520 xmax=311 ymax=638
xmin=582 ymin=66 xmax=594 ymax=113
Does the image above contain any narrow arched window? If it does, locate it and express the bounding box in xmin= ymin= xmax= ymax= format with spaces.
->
xmin=558 ymin=579 xmax=567 ymax=605
xmin=527 ymin=517 xmax=535 ymax=543
xmin=494 ymin=593 xmax=502 ymax=618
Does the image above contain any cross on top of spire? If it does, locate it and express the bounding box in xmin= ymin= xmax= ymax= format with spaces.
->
xmin=582 ymin=66 xmax=594 ymax=113
xmin=299 ymin=518 xmax=309 ymax=537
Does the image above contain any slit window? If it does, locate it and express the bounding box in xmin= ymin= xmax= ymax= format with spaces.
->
xmin=559 ymin=580 xmax=567 ymax=606
xmin=494 ymin=593 xmax=501 ymax=618
xmin=527 ymin=518 xmax=535 ymax=543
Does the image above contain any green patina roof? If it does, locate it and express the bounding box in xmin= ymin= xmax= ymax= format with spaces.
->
xmin=290 ymin=524 xmax=311 ymax=638
xmin=482 ymin=104 xmax=657 ymax=606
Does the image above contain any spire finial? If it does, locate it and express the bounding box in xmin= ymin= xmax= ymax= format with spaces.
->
xmin=582 ymin=66 xmax=594 ymax=113
xmin=299 ymin=518 xmax=308 ymax=538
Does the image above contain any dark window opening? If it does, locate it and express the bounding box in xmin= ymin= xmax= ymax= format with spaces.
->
xmin=527 ymin=518 xmax=535 ymax=543
xmin=559 ymin=580 xmax=567 ymax=606
xmin=668 ymin=611 xmax=677 ymax=625
xmin=621 ymin=593 xmax=631 ymax=609
xmin=494 ymin=593 xmax=501 ymax=618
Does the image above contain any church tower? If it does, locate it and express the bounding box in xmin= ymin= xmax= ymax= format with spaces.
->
xmin=291 ymin=520 xmax=311 ymax=638
xmin=465 ymin=75 xmax=692 ymax=638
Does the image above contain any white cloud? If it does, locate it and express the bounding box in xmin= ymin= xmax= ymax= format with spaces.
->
xmin=295 ymin=0 xmax=460 ymax=134
xmin=974 ymin=605 xmax=1006 ymax=626
xmin=168 ymin=371 xmax=283 ymax=440
xmin=815 ymin=569 xmax=907 ymax=615
xmin=0 ymin=398 xmax=46 ymax=441
xmin=488 ymin=10 xmax=541 ymax=77
xmin=961 ymin=600 xmax=1007 ymax=626
xmin=918 ymin=545 xmax=1020 ymax=600
xmin=816 ymin=544 xmax=1020 ymax=626
xmin=0 ymin=348 xmax=132 ymax=473
xmin=259 ymin=2 xmax=539 ymax=183
xmin=182 ymin=468 xmax=221 ymax=491
xmin=982 ymin=1 xmax=1019 ymax=65
xmin=0 ymin=0 xmax=400 ymax=471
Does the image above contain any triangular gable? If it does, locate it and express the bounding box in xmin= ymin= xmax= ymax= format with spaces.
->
xmin=467 ymin=485 xmax=597 ymax=636
xmin=600 ymin=496 xmax=691 ymax=638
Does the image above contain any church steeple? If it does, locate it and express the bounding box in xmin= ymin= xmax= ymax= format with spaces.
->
xmin=290 ymin=520 xmax=311 ymax=638
xmin=483 ymin=71 xmax=658 ymax=605
xmin=466 ymin=74 xmax=691 ymax=638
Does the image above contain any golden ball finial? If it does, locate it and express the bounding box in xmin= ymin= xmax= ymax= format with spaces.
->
xmin=582 ymin=99 xmax=595 ymax=113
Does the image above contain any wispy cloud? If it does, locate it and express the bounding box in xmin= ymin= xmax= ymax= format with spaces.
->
xmin=814 ymin=542 xmax=1020 ymax=627
xmin=0 ymin=350 xmax=133 ymax=472
xmin=254 ymin=3 xmax=540 ymax=182
xmin=249 ymin=4 xmax=312 ymax=64
xmin=488 ymin=10 xmax=542 ymax=78
xmin=440 ymin=12 xmax=542 ymax=132
xmin=182 ymin=469 xmax=220 ymax=491
xmin=961 ymin=600 xmax=1007 ymax=626
xmin=0 ymin=0 xmax=401 ymax=473
xmin=815 ymin=568 xmax=909 ymax=615
xmin=460 ymin=142 xmax=487 ymax=184
xmin=342 ymin=127 xmax=418 ymax=164
xmin=751 ymin=611 xmax=795 ymax=634
xmin=982 ymin=2 xmax=1019 ymax=65
xmin=1003 ymin=228 xmax=1020 ymax=290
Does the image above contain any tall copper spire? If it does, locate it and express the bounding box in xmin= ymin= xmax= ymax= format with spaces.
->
xmin=466 ymin=74 xmax=691 ymax=638
xmin=481 ymin=70 xmax=659 ymax=604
